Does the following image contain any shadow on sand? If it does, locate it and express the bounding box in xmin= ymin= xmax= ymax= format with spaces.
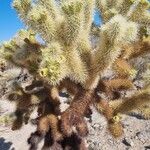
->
xmin=0 ymin=137 xmax=13 ymax=150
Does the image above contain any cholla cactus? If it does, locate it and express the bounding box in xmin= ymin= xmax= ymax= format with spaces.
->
xmin=0 ymin=0 xmax=150 ymax=149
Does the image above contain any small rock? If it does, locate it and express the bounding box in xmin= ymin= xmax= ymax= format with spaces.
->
xmin=108 ymin=139 xmax=114 ymax=145
xmin=92 ymin=123 xmax=101 ymax=130
xmin=145 ymin=145 xmax=150 ymax=150
xmin=136 ymin=131 xmax=149 ymax=144
xmin=122 ymin=138 xmax=134 ymax=147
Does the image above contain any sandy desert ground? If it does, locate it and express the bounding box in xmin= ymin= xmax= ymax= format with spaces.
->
xmin=0 ymin=99 xmax=150 ymax=150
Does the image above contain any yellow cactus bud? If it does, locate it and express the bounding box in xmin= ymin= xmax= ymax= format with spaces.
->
xmin=29 ymin=35 xmax=36 ymax=43
xmin=112 ymin=114 xmax=121 ymax=123
xmin=129 ymin=69 xmax=137 ymax=78
xmin=39 ymin=68 xmax=49 ymax=77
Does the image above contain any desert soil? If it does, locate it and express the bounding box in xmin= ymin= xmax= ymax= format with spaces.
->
xmin=0 ymin=98 xmax=150 ymax=150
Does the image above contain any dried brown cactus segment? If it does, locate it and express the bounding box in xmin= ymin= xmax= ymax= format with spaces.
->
xmin=47 ymin=114 xmax=63 ymax=141
xmin=61 ymin=133 xmax=88 ymax=150
xmin=61 ymin=89 xmax=94 ymax=136
xmin=37 ymin=116 xmax=50 ymax=135
xmin=95 ymin=99 xmax=114 ymax=120
xmin=11 ymin=110 xmax=24 ymax=131
xmin=113 ymin=88 xmax=150 ymax=115
xmin=108 ymin=120 xmax=124 ymax=138
xmin=122 ymin=39 xmax=150 ymax=60
xmin=113 ymin=59 xmax=137 ymax=78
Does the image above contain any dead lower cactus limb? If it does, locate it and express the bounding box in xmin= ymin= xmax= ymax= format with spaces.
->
xmin=28 ymin=131 xmax=45 ymax=150
xmin=95 ymin=99 xmax=124 ymax=138
xmin=29 ymin=113 xmax=62 ymax=149
xmin=61 ymin=133 xmax=88 ymax=150
xmin=28 ymin=117 xmax=50 ymax=150
xmin=108 ymin=117 xmax=124 ymax=138
xmin=97 ymin=79 xmax=135 ymax=99
xmin=58 ymin=78 xmax=82 ymax=96
xmin=28 ymin=112 xmax=50 ymax=149
xmin=47 ymin=114 xmax=63 ymax=142
xmin=113 ymin=88 xmax=150 ymax=115
xmin=95 ymin=99 xmax=114 ymax=120
xmin=42 ymin=129 xmax=57 ymax=150
xmin=12 ymin=109 xmax=24 ymax=130
xmin=24 ymin=106 xmax=35 ymax=124
xmin=61 ymin=89 xmax=94 ymax=136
